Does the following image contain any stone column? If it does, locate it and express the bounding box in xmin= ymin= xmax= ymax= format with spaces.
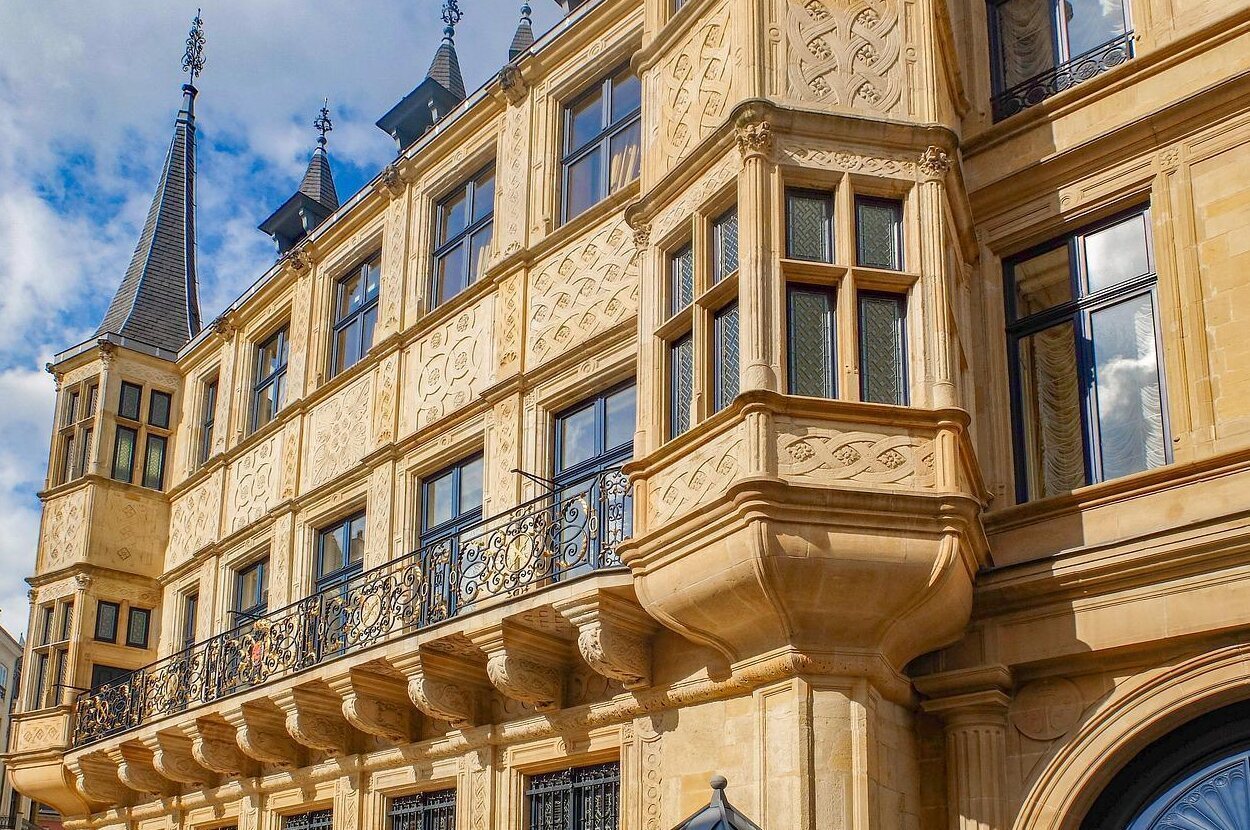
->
xmin=735 ymin=111 xmax=780 ymax=393
xmin=916 ymin=145 xmax=958 ymax=409
xmin=923 ymin=689 xmax=1011 ymax=830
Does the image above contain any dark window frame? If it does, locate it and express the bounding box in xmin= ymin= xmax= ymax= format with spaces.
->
xmin=125 ymin=607 xmax=151 ymax=649
xmin=560 ymin=65 xmax=642 ymax=224
xmin=525 ymin=761 xmax=621 ymax=830
xmin=235 ymin=558 xmax=270 ymax=620
xmin=94 ymin=600 xmax=120 ymax=643
xmin=858 ymin=291 xmax=909 ymax=405
xmin=199 ymin=377 xmax=218 ymax=466
xmin=854 ymin=196 xmax=904 ymax=271
xmin=553 ymin=381 xmax=636 ymax=485
xmin=90 ymin=664 xmax=130 ymax=692
xmin=432 ymin=164 xmax=495 ymax=308
xmin=1004 ymin=205 xmax=1169 ymax=502
xmin=331 ymin=253 xmax=382 ymax=377
xmin=786 ymin=283 xmax=839 ymax=398
xmin=388 ymin=789 xmax=457 ymax=830
xmin=118 ymin=381 xmax=143 ymax=421
xmin=148 ymin=389 xmax=172 ymax=429
xmin=141 ymin=432 xmax=167 ymax=490
xmin=785 ymin=188 xmax=835 ymax=263
xmin=181 ymin=592 xmax=199 ymax=651
xmin=252 ymin=326 xmax=289 ymax=432
xmin=112 ymin=425 xmax=138 ymax=483
xmin=315 ymin=511 xmax=367 ymax=592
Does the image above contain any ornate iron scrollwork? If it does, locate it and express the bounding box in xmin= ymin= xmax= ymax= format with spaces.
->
xmin=991 ymin=32 xmax=1133 ymax=122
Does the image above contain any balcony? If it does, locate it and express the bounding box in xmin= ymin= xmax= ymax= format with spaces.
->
xmin=991 ymin=32 xmax=1135 ymax=121
xmin=71 ymin=468 xmax=631 ymax=747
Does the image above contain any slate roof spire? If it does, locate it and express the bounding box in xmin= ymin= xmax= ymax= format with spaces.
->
xmin=258 ymin=101 xmax=341 ymax=254
xmin=509 ymin=3 xmax=535 ymax=61
xmin=96 ymin=10 xmax=205 ymax=354
xmin=375 ymin=0 xmax=468 ymax=152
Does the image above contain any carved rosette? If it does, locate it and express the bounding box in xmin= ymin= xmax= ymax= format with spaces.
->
xmin=919 ymin=145 xmax=952 ymax=180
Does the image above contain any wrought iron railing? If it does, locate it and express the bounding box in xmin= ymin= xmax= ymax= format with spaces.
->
xmin=991 ymin=32 xmax=1134 ymax=121
xmin=71 ymin=469 xmax=630 ymax=746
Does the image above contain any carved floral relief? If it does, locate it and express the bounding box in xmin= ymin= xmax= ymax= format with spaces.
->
xmin=407 ymin=302 xmax=490 ymax=433
xmin=305 ymin=376 xmax=372 ymax=490
xmin=168 ymin=473 xmax=222 ymax=564
xmin=777 ymin=424 xmax=935 ymax=487
xmin=228 ymin=433 xmax=281 ymax=532
xmin=785 ymin=0 xmax=904 ymax=116
xmin=655 ymin=0 xmax=738 ymax=173
xmin=647 ymin=427 xmax=746 ymax=525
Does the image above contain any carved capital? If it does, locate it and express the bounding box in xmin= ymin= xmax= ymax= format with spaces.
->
xmin=45 ymin=362 xmax=63 ymax=391
xmin=471 ymin=624 xmax=568 ymax=712
xmin=282 ymin=248 xmax=311 ymax=275
xmin=555 ymin=591 xmax=657 ymax=690
xmin=919 ymin=145 xmax=952 ymax=179
xmin=330 ymin=668 xmax=419 ymax=744
xmin=209 ymin=312 xmax=237 ymax=343
xmin=228 ymin=703 xmax=303 ymax=769
xmin=631 ymin=222 xmax=651 ymax=248
xmin=150 ymin=731 xmax=215 ymax=786
xmin=190 ymin=718 xmax=254 ymax=777
xmin=735 ymin=120 xmax=773 ymax=159
xmin=113 ymin=743 xmax=177 ymax=797
xmin=499 ymin=63 xmax=528 ymax=105
xmin=96 ymin=339 xmax=116 ymax=368
xmin=275 ymin=684 xmax=353 ymax=754
xmin=73 ymin=573 xmax=93 ymax=592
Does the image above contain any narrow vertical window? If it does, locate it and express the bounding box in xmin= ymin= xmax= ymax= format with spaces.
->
xmin=126 ymin=607 xmax=151 ymax=648
xmin=858 ymin=293 xmax=907 ymax=405
xmin=112 ymin=426 xmax=138 ymax=482
xmin=332 ymin=254 xmax=382 ymax=376
xmin=712 ymin=207 xmax=739 ymax=284
xmin=786 ymin=189 xmax=834 ymax=263
xmin=199 ymin=378 xmax=218 ymax=465
xmin=787 ymin=285 xmax=837 ymax=398
xmin=142 ymin=434 xmax=167 ymax=489
xmin=562 ymin=67 xmax=641 ymax=222
xmin=118 ymin=381 xmax=142 ymax=421
xmin=63 ymin=391 xmax=80 ymax=427
xmin=182 ymin=592 xmax=199 ymax=650
xmin=148 ymin=390 xmax=172 ymax=429
xmin=714 ymin=302 xmax=740 ymax=412
xmin=316 ymin=512 xmax=367 ymax=592
xmin=434 ymin=165 xmax=495 ymax=307
xmin=253 ymin=327 xmax=289 ymax=431
xmin=669 ymin=335 xmax=694 ymax=437
xmin=94 ymin=601 xmax=120 ymax=643
xmin=669 ymin=244 xmax=694 ymax=317
xmin=78 ymin=427 xmax=93 ymax=478
xmin=86 ymin=383 xmax=98 ymax=415
xmin=855 ymin=197 xmax=904 ymax=271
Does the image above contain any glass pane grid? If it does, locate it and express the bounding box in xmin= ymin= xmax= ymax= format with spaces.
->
xmin=856 ymin=199 xmax=902 ymax=270
xmin=788 ymin=288 xmax=835 ymax=398
xmin=714 ymin=209 xmax=739 ymax=283
xmin=671 ymin=337 xmax=694 ymax=437
xmin=787 ymin=192 xmax=832 ymax=262
xmin=670 ymin=247 xmax=694 ymax=316
xmin=715 ymin=303 xmax=740 ymax=412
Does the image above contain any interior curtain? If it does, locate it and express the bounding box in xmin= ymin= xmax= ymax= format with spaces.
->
xmin=1027 ymin=325 xmax=1085 ymax=497
xmin=608 ymin=140 xmax=639 ymax=191
xmin=997 ymin=0 xmax=1056 ymax=88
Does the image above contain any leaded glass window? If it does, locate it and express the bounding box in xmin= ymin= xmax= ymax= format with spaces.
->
xmin=119 ymin=382 xmax=142 ymax=421
xmin=562 ymin=67 xmax=641 ymax=223
xmin=669 ymin=244 xmax=694 ymax=317
xmin=859 ymin=293 xmax=907 ymax=405
xmin=284 ymin=810 xmax=332 ymax=830
xmin=434 ymin=166 xmax=495 ymax=307
xmin=786 ymin=189 xmax=833 ymax=263
xmin=148 ymin=390 xmax=172 ymax=429
xmin=112 ymin=425 xmax=137 ymax=482
xmin=527 ymin=762 xmax=620 ymax=830
xmin=713 ymin=208 xmax=739 ymax=283
xmin=126 ymin=607 xmax=151 ymax=648
xmin=142 ymin=433 xmax=167 ymax=489
xmin=787 ymin=285 xmax=837 ymax=398
xmin=855 ymin=197 xmax=903 ymax=271
xmin=669 ymin=335 xmax=694 ymax=438
xmin=714 ymin=302 xmax=740 ymax=412
xmin=95 ymin=601 xmax=119 ymax=643
xmin=390 ymin=790 xmax=456 ymax=830
xmin=1006 ymin=206 xmax=1166 ymax=501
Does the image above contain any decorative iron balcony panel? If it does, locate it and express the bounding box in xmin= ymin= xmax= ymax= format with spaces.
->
xmin=71 ymin=469 xmax=630 ymax=746
xmin=991 ymin=32 xmax=1134 ymax=122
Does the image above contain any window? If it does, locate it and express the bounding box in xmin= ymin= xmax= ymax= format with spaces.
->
xmin=181 ymin=592 xmax=198 ymax=651
xmin=855 ymin=197 xmax=903 ymax=271
xmin=420 ymin=455 xmax=483 ymax=621
xmin=859 ymin=293 xmax=907 ymax=405
xmin=555 ymin=384 xmax=636 ymax=484
xmin=713 ymin=303 xmax=740 ymax=412
xmin=669 ymin=335 xmax=693 ymax=437
xmin=126 ymin=607 xmax=151 ymax=648
xmin=142 ymin=434 xmax=167 ymax=489
xmin=989 ymin=0 xmax=1132 ymax=118
xmin=235 ymin=558 xmax=270 ymax=620
xmin=119 ymin=381 xmax=142 ymax=421
xmin=389 ymin=789 xmax=456 ymax=830
xmin=148 ymin=390 xmax=172 ymax=429
xmin=28 ymin=599 xmax=71 ymax=709
xmin=60 ymin=600 xmax=73 ymax=640
xmin=1006 ymin=207 xmax=1165 ymax=501
xmin=316 ymin=512 xmax=366 ymax=591
xmin=55 ymin=379 xmax=98 ymax=484
xmin=526 ymin=762 xmax=620 ymax=830
xmin=434 ymin=166 xmax=494 ymax=307
xmin=198 ymin=377 xmax=218 ymax=466
xmin=90 ymin=664 xmax=130 ymax=692
xmin=253 ymin=327 xmax=289 ymax=431
xmin=285 ymin=811 xmax=332 ymax=830
xmin=332 ymin=254 xmax=381 ymax=376
xmin=787 ymin=285 xmax=837 ymax=398
xmin=562 ymin=67 xmax=641 ymax=222
xmin=0 ymin=663 xmax=9 ymax=700
xmin=94 ymin=601 xmax=120 ymax=643
xmin=786 ymin=189 xmax=834 ymax=262
xmin=669 ymin=244 xmax=694 ymax=318
xmin=712 ymin=208 xmax=739 ymax=284
xmin=110 ymin=380 xmax=170 ymax=487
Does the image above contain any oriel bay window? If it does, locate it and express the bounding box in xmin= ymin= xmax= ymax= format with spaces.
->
xmin=253 ymin=326 xmax=289 ymax=432
xmin=1006 ymin=206 xmax=1166 ymax=501
xmin=562 ymin=66 xmax=641 ymax=222
xmin=434 ymin=165 xmax=494 ymax=307
xmin=55 ymin=378 xmax=98 ymax=484
xmin=28 ymin=599 xmax=72 ymax=709
xmin=331 ymin=253 xmax=381 ymax=376
xmin=111 ymin=380 xmax=173 ymax=489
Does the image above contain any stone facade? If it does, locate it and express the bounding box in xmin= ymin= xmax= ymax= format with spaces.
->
xmin=9 ymin=0 xmax=1250 ymax=829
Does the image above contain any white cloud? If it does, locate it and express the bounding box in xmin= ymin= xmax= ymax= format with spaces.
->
xmin=0 ymin=1 xmax=562 ymax=636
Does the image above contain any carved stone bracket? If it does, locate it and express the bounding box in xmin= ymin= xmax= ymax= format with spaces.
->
xmin=555 ymin=591 xmax=658 ymax=690
xmin=282 ymin=248 xmax=312 ymax=275
xmin=209 ymin=312 xmax=237 ymax=343
xmin=112 ymin=743 xmax=177 ymax=797
xmin=330 ymin=666 xmax=420 ymax=744
xmin=395 ymin=648 xmax=484 ymax=729
xmin=918 ymin=145 xmax=952 ymax=180
xmin=149 ymin=730 xmax=215 ymax=786
xmin=499 ymin=63 xmax=529 ymax=105
xmin=227 ymin=702 xmax=303 ymax=769
xmin=274 ymin=684 xmax=355 ymax=754
xmin=69 ymin=753 xmax=133 ymax=808
xmin=377 ymin=163 xmax=406 ymax=199
xmin=190 ymin=718 xmax=254 ymax=777
xmin=471 ymin=623 xmax=570 ymax=712
xmin=96 ymin=339 xmax=116 ymax=368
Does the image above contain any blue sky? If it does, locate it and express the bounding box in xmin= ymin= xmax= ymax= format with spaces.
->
xmin=0 ymin=1 xmax=561 ymax=636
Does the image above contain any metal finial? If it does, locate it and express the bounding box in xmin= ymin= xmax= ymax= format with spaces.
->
xmin=314 ymin=99 xmax=333 ymax=147
xmin=521 ymin=1 xmax=532 ymax=23
xmin=181 ymin=9 xmax=206 ymax=84
xmin=441 ymin=0 xmax=463 ymax=30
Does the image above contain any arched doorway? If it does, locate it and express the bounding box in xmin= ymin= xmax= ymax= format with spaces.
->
xmin=1082 ymin=700 xmax=1250 ymax=830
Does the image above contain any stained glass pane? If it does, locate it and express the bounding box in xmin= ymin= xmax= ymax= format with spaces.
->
xmin=1017 ymin=320 xmax=1086 ymax=499
xmin=148 ymin=390 xmax=171 ymax=428
xmin=713 ymin=207 xmax=739 ymax=283
xmin=859 ymin=294 xmax=906 ymax=405
xmin=670 ymin=336 xmax=694 ymax=437
xmin=95 ymin=602 xmax=118 ymax=642
xmin=1013 ymin=245 xmax=1072 ymax=318
xmin=1090 ymin=293 xmax=1165 ymax=481
xmin=112 ymin=426 xmax=137 ymax=482
xmin=715 ymin=302 xmax=740 ymax=412
xmin=787 ymin=287 xmax=836 ymax=398
xmin=142 ymin=434 xmax=166 ymax=489
xmin=786 ymin=191 xmax=832 ymax=262
xmin=856 ymin=198 xmax=903 ymax=270
xmin=119 ymin=382 xmax=142 ymax=421
xmin=670 ymin=245 xmax=694 ymax=316
xmin=126 ymin=608 xmax=150 ymax=647
xmin=1084 ymin=213 xmax=1150 ymax=294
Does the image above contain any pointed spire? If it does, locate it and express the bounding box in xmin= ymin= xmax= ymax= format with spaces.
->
xmin=375 ymin=0 xmax=468 ymax=152
xmin=509 ymin=2 xmax=535 ymax=61
xmin=427 ymin=1 xmax=466 ymax=99
xmin=258 ymin=100 xmax=340 ymax=254
xmin=96 ymin=10 xmax=204 ymax=354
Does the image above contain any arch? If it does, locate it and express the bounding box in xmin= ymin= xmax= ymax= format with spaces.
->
xmin=1013 ymin=643 xmax=1250 ymax=830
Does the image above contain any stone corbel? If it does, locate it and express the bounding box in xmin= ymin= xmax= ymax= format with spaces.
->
xmin=555 ymin=591 xmax=657 ymax=690
xmin=148 ymin=730 xmax=215 ymax=786
xmin=499 ymin=63 xmax=529 ymax=106
xmin=281 ymin=247 xmax=312 ymax=275
xmin=190 ymin=718 xmax=255 ymax=777
xmin=209 ymin=311 xmax=237 ymax=343
xmin=112 ymin=742 xmax=178 ymax=797
xmin=470 ymin=623 xmax=569 ymax=712
xmin=69 ymin=753 xmax=134 ymax=808
xmin=377 ymin=163 xmax=407 ymax=200
xmin=44 ymin=362 xmax=63 ymax=392
xmin=227 ymin=702 xmax=304 ymax=769
xmin=394 ymin=647 xmax=484 ymax=729
xmin=329 ymin=666 xmax=420 ymax=744
xmin=274 ymin=683 xmax=355 ymax=754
